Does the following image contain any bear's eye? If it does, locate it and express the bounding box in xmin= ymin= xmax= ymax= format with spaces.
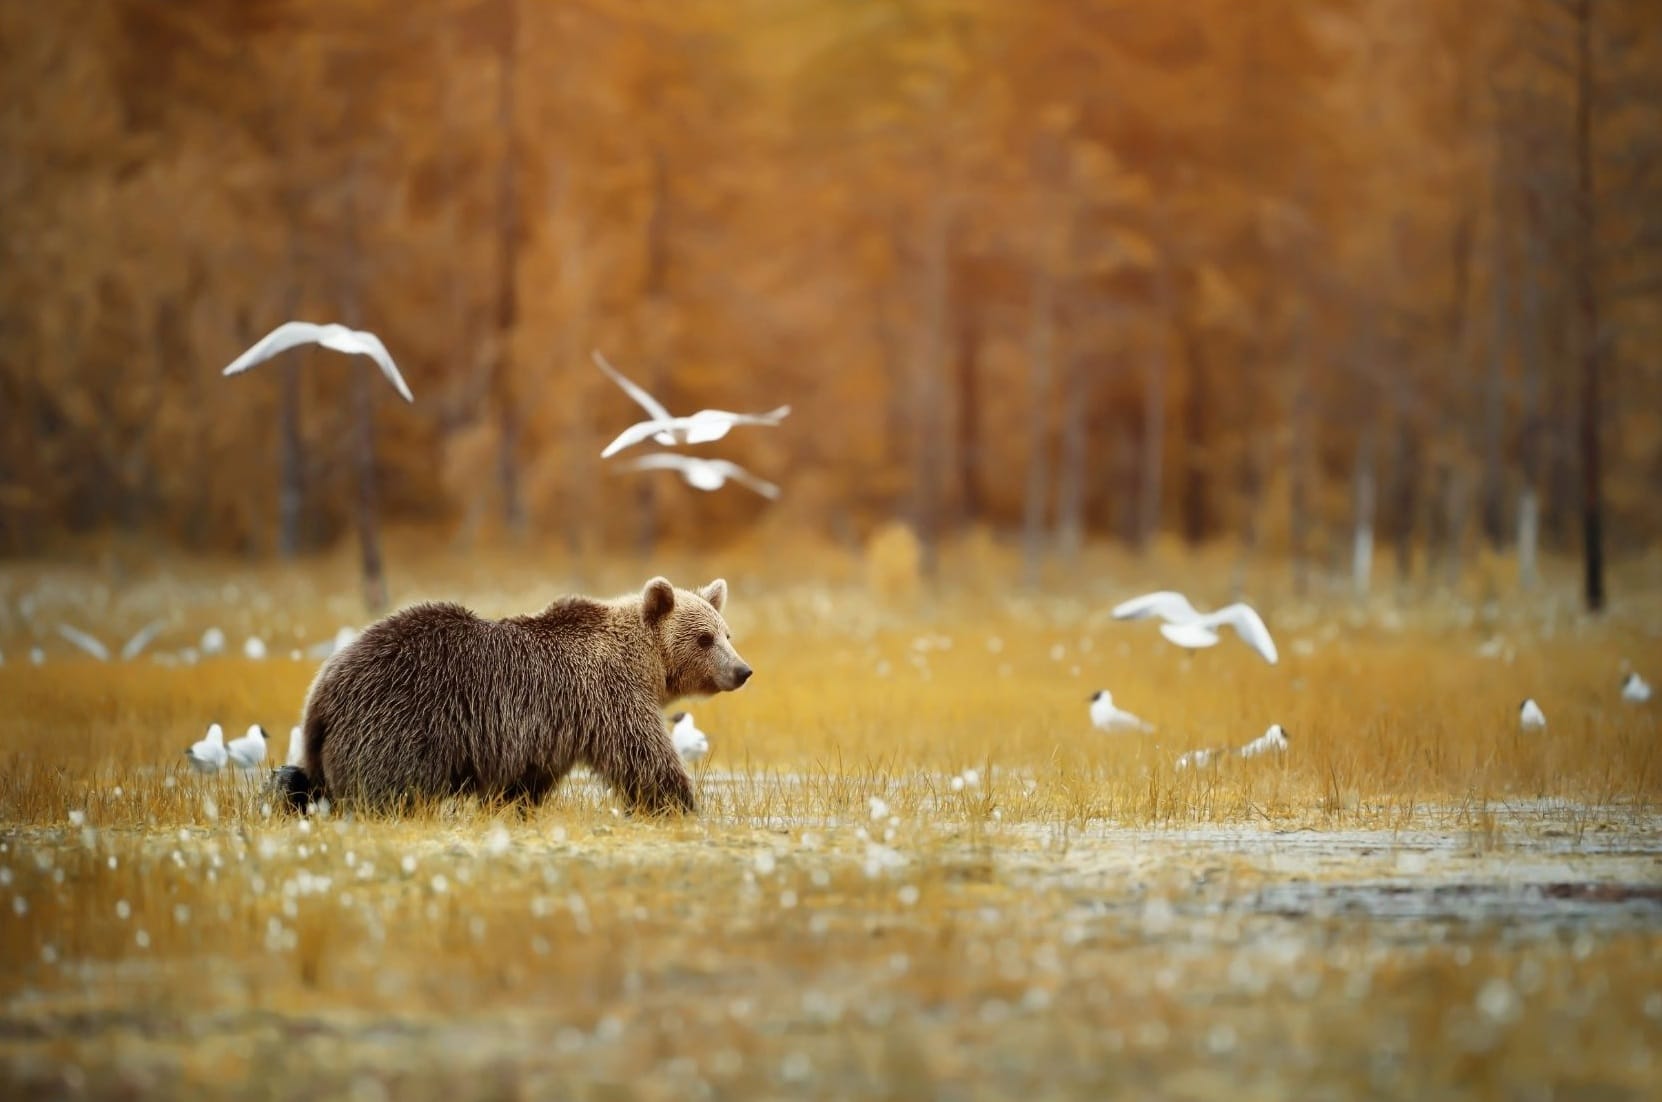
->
xmin=697 ymin=631 xmax=715 ymax=649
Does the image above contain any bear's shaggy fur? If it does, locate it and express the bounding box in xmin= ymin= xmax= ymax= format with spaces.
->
xmin=272 ymin=577 xmax=749 ymax=815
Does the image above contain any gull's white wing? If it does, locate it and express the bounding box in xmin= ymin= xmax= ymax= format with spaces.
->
xmin=119 ymin=618 xmax=167 ymax=662
xmin=709 ymin=459 xmax=781 ymax=500
xmin=615 ymin=452 xmax=693 ymax=473
xmin=222 ymin=321 xmax=332 ymax=376
xmin=335 ymin=328 xmax=414 ymax=403
xmin=601 ymin=418 xmax=692 ymax=459
xmin=1160 ymin=622 xmax=1220 ymax=649
xmin=56 ymin=624 xmax=110 ymax=661
xmin=1213 ymin=603 xmax=1279 ymax=664
xmin=1112 ymin=591 xmax=1200 ymax=623
xmin=593 ymin=350 xmax=673 ymax=422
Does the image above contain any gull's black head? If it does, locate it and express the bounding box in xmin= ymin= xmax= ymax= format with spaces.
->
xmin=1089 ymin=690 xmax=1105 ymax=703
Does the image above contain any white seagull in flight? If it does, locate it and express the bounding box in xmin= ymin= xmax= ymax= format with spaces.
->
xmin=593 ymin=350 xmax=789 ymax=458
xmin=1111 ymin=591 xmax=1279 ymax=665
xmin=617 ymin=452 xmax=781 ymax=500
xmin=222 ymin=322 xmax=414 ymax=402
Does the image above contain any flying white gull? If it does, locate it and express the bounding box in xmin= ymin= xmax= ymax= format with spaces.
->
xmin=1111 ymin=591 xmax=1279 ymax=665
xmin=1518 ymin=698 xmax=1546 ymax=731
xmin=222 ymin=322 xmax=414 ymax=402
xmin=668 ymin=712 xmax=709 ymax=764
xmin=227 ymin=724 xmax=269 ymax=771
xmin=186 ymin=723 xmax=229 ymax=774
xmin=594 ymin=350 xmax=788 ymax=458
xmin=1621 ymin=672 xmax=1652 ymax=704
xmin=56 ymin=624 xmax=110 ymax=661
xmin=617 ymin=452 xmax=781 ymax=500
xmin=119 ymin=619 xmax=168 ymax=662
xmin=1089 ymin=689 xmax=1154 ymax=733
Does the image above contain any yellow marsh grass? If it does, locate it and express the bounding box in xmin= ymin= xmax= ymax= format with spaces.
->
xmin=2 ymin=544 xmax=1661 ymax=1097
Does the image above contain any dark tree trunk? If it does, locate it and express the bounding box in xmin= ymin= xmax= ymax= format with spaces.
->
xmin=1572 ymin=0 xmax=1604 ymax=611
xmin=912 ymin=201 xmax=951 ymax=580
xmin=954 ymin=305 xmax=983 ymax=527
xmin=1020 ymin=263 xmax=1055 ymax=586
xmin=348 ymin=366 xmax=387 ymax=613
xmin=1136 ymin=255 xmax=1172 ymax=551
xmin=1352 ymin=426 xmax=1376 ymax=599
xmin=277 ymin=358 xmax=304 ymax=557
xmin=491 ymin=0 xmax=525 ymax=536
xmin=1289 ymin=353 xmax=1314 ymax=597
xmin=1053 ymin=348 xmax=1089 ymax=561
xmin=1180 ymin=326 xmax=1209 ymax=547
xmin=1479 ymin=220 xmax=1509 ymax=549
xmin=1391 ymin=407 xmax=1418 ymax=586
xmin=1517 ymin=218 xmax=1546 ymax=589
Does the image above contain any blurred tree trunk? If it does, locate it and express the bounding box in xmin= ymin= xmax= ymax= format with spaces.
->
xmin=1516 ymin=216 xmax=1546 ymax=589
xmin=1020 ymin=261 xmax=1055 ymax=587
xmin=276 ymin=277 xmax=305 ymax=559
xmin=1389 ymin=401 xmax=1419 ymax=588
xmin=1479 ymin=216 xmax=1509 ymax=550
xmin=953 ymin=305 xmax=983 ymax=528
xmin=1053 ymin=346 xmax=1088 ymax=561
xmin=1289 ymin=307 xmax=1314 ymax=597
xmin=1571 ymin=0 xmax=1604 ymax=612
xmin=339 ymin=168 xmax=387 ymax=614
xmin=911 ymin=200 xmax=951 ymax=580
xmin=1180 ymin=325 xmax=1211 ymax=548
xmin=1352 ymin=425 xmax=1376 ymax=600
xmin=1136 ymin=252 xmax=1172 ymax=551
xmin=491 ymin=0 xmax=526 ymax=538
xmin=634 ymin=147 xmax=673 ymax=559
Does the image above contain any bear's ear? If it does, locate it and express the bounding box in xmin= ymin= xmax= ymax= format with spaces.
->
xmin=699 ymin=578 xmax=728 ymax=612
xmin=642 ymin=577 xmax=676 ymax=624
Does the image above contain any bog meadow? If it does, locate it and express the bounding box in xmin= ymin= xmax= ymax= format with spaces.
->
xmin=3 ymin=1 xmax=1662 ymax=1099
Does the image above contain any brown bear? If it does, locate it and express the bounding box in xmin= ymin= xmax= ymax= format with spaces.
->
xmin=271 ymin=577 xmax=749 ymax=815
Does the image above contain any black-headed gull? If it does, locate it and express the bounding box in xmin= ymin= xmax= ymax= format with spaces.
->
xmin=186 ymin=723 xmax=228 ymax=773
xmin=119 ymin=619 xmax=167 ymax=662
xmin=1089 ymin=689 xmax=1154 ymax=733
xmin=1519 ymin=698 xmax=1546 ymax=730
xmin=668 ymin=712 xmax=709 ymax=763
xmin=1622 ymin=672 xmax=1652 ymax=703
xmin=594 ymin=350 xmax=788 ymax=458
xmin=617 ymin=452 xmax=781 ymax=500
xmin=222 ymin=321 xmax=414 ymax=402
xmin=56 ymin=624 xmax=110 ymax=661
xmin=227 ymin=724 xmax=269 ymax=770
xmin=1111 ymin=591 xmax=1279 ymax=664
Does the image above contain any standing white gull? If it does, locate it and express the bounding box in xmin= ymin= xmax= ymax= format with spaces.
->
xmin=1111 ymin=591 xmax=1279 ymax=665
xmin=594 ymin=350 xmax=788 ymax=458
xmin=222 ymin=322 xmax=414 ymax=402
xmin=668 ymin=712 xmax=709 ymax=764
xmin=1621 ymin=672 xmax=1652 ymax=703
xmin=1237 ymin=723 xmax=1290 ymax=759
xmin=186 ymin=723 xmax=229 ymax=774
xmin=1518 ymin=698 xmax=1546 ymax=731
xmin=1088 ymin=689 xmax=1155 ymax=733
xmin=227 ymin=724 xmax=269 ymax=771
xmin=617 ymin=452 xmax=781 ymax=500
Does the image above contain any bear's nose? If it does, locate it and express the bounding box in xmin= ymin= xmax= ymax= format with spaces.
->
xmin=734 ymin=664 xmax=753 ymax=686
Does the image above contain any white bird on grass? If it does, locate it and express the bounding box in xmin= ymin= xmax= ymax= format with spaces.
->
xmin=1519 ymin=698 xmax=1546 ymax=731
xmin=1238 ymin=723 xmax=1290 ymax=759
xmin=227 ymin=724 xmax=269 ymax=770
xmin=1621 ymin=672 xmax=1652 ymax=704
xmin=56 ymin=624 xmax=110 ymax=661
xmin=594 ymin=350 xmax=789 ymax=458
xmin=1089 ymin=689 xmax=1155 ymax=733
xmin=617 ymin=452 xmax=781 ymax=500
xmin=222 ymin=321 xmax=414 ymax=403
xmin=285 ymin=725 xmax=305 ymax=768
xmin=186 ymin=723 xmax=229 ymax=773
xmin=668 ymin=712 xmax=709 ymax=764
xmin=1111 ymin=591 xmax=1279 ymax=665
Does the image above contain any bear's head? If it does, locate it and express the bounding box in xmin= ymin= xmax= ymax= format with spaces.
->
xmin=642 ymin=576 xmax=752 ymax=701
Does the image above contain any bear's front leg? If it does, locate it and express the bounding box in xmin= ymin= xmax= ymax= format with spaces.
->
xmin=590 ymin=715 xmax=697 ymax=816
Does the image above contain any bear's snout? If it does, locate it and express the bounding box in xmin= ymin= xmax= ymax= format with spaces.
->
xmin=732 ymin=663 xmax=753 ymax=688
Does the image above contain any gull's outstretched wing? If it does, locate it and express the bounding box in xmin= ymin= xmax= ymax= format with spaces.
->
xmin=119 ymin=618 xmax=167 ymax=662
xmin=1113 ymin=591 xmax=1200 ymax=623
xmin=56 ymin=624 xmax=110 ymax=661
xmin=1160 ymin=622 xmax=1221 ymax=650
xmin=1213 ymin=603 xmax=1278 ymax=665
xmin=616 ymin=452 xmax=691 ymax=473
xmin=593 ymin=350 xmax=673 ymax=422
xmin=222 ymin=322 xmax=331 ymax=377
xmin=601 ymin=418 xmax=690 ymax=459
xmin=335 ymin=328 xmax=414 ymax=403
xmin=709 ymin=459 xmax=782 ymax=500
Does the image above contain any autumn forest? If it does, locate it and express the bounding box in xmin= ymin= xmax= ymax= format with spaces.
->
xmin=3 ymin=0 xmax=1659 ymax=609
